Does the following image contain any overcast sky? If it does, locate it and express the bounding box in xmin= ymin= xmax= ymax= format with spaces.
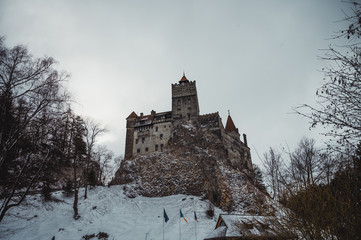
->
xmin=0 ymin=0 xmax=351 ymax=165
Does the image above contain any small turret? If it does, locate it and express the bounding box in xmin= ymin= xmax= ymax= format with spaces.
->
xmin=243 ymin=134 xmax=248 ymax=147
xmin=225 ymin=113 xmax=239 ymax=134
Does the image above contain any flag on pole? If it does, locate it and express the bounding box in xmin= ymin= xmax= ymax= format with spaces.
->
xmin=194 ymin=211 xmax=198 ymax=221
xmin=164 ymin=209 xmax=169 ymax=223
xmin=180 ymin=209 xmax=188 ymax=223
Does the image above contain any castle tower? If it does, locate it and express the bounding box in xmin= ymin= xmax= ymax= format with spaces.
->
xmin=124 ymin=111 xmax=137 ymax=159
xmin=171 ymin=73 xmax=200 ymax=125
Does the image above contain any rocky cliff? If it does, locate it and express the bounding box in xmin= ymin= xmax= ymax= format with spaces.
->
xmin=112 ymin=122 xmax=276 ymax=214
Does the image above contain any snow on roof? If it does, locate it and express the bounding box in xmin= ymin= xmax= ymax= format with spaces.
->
xmin=205 ymin=226 xmax=227 ymax=239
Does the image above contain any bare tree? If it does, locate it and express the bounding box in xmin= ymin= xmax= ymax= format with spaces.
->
xmin=83 ymin=118 xmax=107 ymax=199
xmin=261 ymin=147 xmax=284 ymax=200
xmin=113 ymin=155 xmax=123 ymax=170
xmin=295 ymin=1 xmax=361 ymax=153
xmin=290 ymin=138 xmax=322 ymax=189
xmin=94 ymin=145 xmax=114 ymax=185
xmin=262 ymin=138 xmax=328 ymax=199
xmin=0 ymin=37 xmax=69 ymax=222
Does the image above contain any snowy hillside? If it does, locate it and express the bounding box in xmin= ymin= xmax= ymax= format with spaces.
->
xmin=0 ymin=186 xmax=223 ymax=240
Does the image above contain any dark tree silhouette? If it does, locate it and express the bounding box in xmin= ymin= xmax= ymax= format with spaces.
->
xmin=0 ymin=37 xmax=69 ymax=222
xmin=70 ymin=114 xmax=86 ymax=220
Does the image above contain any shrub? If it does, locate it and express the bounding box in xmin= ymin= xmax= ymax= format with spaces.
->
xmin=88 ymin=169 xmax=97 ymax=188
xmin=64 ymin=180 xmax=73 ymax=196
xmin=206 ymin=203 xmax=214 ymax=218
xmin=41 ymin=183 xmax=52 ymax=201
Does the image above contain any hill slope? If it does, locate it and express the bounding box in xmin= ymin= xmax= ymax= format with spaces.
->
xmin=112 ymin=123 xmax=275 ymax=214
xmin=0 ymin=186 xmax=223 ymax=240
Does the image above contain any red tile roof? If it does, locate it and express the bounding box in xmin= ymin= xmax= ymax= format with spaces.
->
xmin=225 ymin=115 xmax=238 ymax=133
xmin=126 ymin=111 xmax=137 ymax=119
xmin=179 ymin=73 xmax=189 ymax=83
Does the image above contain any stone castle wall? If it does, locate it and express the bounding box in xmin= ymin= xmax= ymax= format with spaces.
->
xmin=133 ymin=121 xmax=172 ymax=156
xmin=199 ymin=112 xmax=253 ymax=172
xmin=124 ymin=75 xmax=252 ymax=172
xmin=221 ymin=130 xmax=253 ymax=171
xmin=171 ymin=81 xmax=199 ymax=124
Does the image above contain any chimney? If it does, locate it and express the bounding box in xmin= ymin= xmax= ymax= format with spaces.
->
xmin=140 ymin=112 xmax=144 ymax=117
xmin=243 ymin=134 xmax=248 ymax=147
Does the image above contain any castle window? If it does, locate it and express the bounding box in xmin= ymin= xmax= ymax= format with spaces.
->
xmin=178 ymin=99 xmax=181 ymax=106
xmin=188 ymin=113 xmax=190 ymax=120
xmin=188 ymin=107 xmax=192 ymax=110
xmin=142 ymin=137 xmax=145 ymax=143
xmin=177 ymin=108 xmax=181 ymax=112
xmin=145 ymin=147 xmax=148 ymax=152
xmin=137 ymin=148 xmax=140 ymax=153
xmin=160 ymin=144 xmax=164 ymax=151
xmin=155 ymin=126 xmax=158 ymax=132
xmin=155 ymin=144 xmax=158 ymax=151
xmin=136 ymin=139 xmax=139 ymax=144
xmin=160 ymin=134 xmax=163 ymax=139
xmin=179 ymin=114 xmax=182 ymax=119
xmin=188 ymin=98 xmax=191 ymax=103
xmin=164 ymin=125 xmax=166 ymax=128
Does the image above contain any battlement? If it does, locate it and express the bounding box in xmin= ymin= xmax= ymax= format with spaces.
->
xmin=171 ymin=81 xmax=197 ymax=98
xmin=199 ymin=112 xmax=220 ymax=120
xmin=171 ymin=80 xmax=196 ymax=88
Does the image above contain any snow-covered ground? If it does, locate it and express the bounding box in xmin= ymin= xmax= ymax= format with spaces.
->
xmin=0 ymin=186 xmax=224 ymax=240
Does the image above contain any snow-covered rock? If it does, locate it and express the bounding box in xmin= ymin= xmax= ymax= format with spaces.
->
xmin=112 ymin=123 xmax=276 ymax=215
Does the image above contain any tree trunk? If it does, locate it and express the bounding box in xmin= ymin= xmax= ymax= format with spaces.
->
xmin=84 ymin=159 xmax=89 ymax=199
xmin=73 ymin=158 xmax=79 ymax=220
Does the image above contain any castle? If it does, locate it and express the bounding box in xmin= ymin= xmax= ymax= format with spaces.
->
xmin=124 ymin=74 xmax=252 ymax=171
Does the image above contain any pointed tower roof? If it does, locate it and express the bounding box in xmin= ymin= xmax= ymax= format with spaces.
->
xmin=179 ymin=72 xmax=189 ymax=83
xmin=225 ymin=113 xmax=238 ymax=133
xmin=126 ymin=111 xmax=137 ymax=119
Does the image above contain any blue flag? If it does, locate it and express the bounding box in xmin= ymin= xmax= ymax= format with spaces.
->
xmin=164 ymin=209 xmax=169 ymax=223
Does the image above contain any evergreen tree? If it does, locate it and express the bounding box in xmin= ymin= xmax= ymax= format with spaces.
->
xmin=252 ymin=164 xmax=267 ymax=193
xmin=88 ymin=169 xmax=97 ymax=188
xmin=41 ymin=183 xmax=52 ymax=201
xmin=71 ymin=115 xmax=86 ymax=220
